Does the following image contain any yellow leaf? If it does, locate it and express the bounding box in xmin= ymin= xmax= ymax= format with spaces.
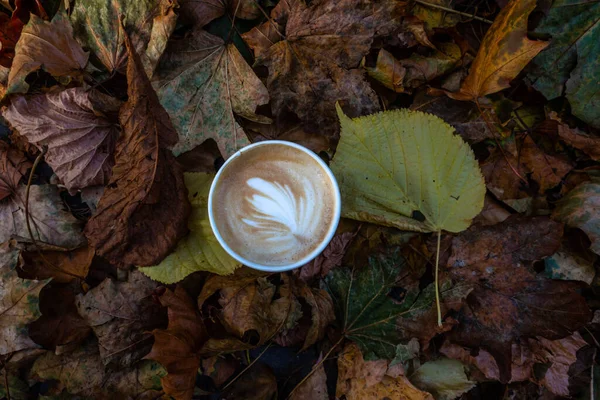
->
xmin=331 ymin=104 xmax=485 ymax=233
xmin=448 ymin=0 xmax=548 ymax=101
xmin=139 ymin=173 xmax=240 ymax=283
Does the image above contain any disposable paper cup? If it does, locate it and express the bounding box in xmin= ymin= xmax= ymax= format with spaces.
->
xmin=208 ymin=140 xmax=341 ymax=272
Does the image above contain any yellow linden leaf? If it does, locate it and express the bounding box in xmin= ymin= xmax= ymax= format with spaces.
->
xmin=331 ymin=104 xmax=485 ymax=233
xmin=139 ymin=173 xmax=240 ymax=283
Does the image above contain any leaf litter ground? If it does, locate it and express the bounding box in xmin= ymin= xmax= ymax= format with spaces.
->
xmin=0 ymin=0 xmax=599 ymax=399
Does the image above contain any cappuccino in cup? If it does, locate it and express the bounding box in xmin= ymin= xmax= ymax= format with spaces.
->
xmin=208 ymin=141 xmax=341 ymax=271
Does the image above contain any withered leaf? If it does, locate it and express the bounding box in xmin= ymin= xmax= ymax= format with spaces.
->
xmin=4 ymin=88 xmax=122 ymax=193
xmin=297 ymin=230 xmax=358 ymax=282
xmin=153 ymin=28 xmax=269 ymax=157
xmin=244 ymin=0 xmax=407 ymax=136
xmin=446 ymin=0 xmax=548 ymax=102
xmin=446 ymin=216 xmax=591 ymax=382
xmin=221 ymin=362 xmax=278 ymax=400
xmin=84 ymin=35 xmax=191 ymax=267
xmin=0 ymin=141 xmax=30 ymax=201
xmin=0 ymin=241 xmax=49 ymax=356
xmin=76 ymin=270 xmax=166 ymax=368
xmin=0 ymin=184 xmax=86 ymax=249
xmin=20 ymin=246 xmax=94 ymax=283
xmin=7 ymin=11 xmax=88 ymax=95
xmin=289 ymin=363 xmax=328 ymax=400
xmin=147 ymin=286 xmax=207 ymax=400
xmin=548 ymin=113 xmax=600 ymax=161
xmin=179 ymin=0 xmax=260 ymax=27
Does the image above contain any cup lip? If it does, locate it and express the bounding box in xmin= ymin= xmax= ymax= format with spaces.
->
xmin=208 ymin=140 xmax=341 ymax=273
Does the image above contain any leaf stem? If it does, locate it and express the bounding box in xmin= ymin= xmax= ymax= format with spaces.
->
xmin=435 ymin=230 xmax=442 ymax=327
xmin=220 ymin=342 xmax=272 ymax=392
xmin=413 ymin=0 xmax=494 ymax=24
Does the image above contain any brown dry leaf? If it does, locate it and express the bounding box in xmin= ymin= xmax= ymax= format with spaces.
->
xmin=544 ymin=112 xmax=600 ymax=161
xmin=337 ymin=343 xmax=434 ymax=400
xmin=244 ymin=120 xmax=332 ymax=155
xmin=244 ymin=0 xmax=407 ymax=137
xmin=7 ymin=11 xmax=88 ymax=95
xmin=4 ymin=88 xmax=122 ymax=193
xmin=84 ymin=34 xmax=191 ymax=267
xmin=0 ymin=241 xmax=49 ymax=356
xmin=20 ymin=246 xmax=94 ymax=283
xmin=446 ymin=215 xmax=591 ymax=382
xmin=180 ymin=0 xmax=260 ymax=26
xmin=201 ymin=356 xmax=238 ymax=387
xmin=297 ymin=230 xmax=358 ymax=282
xmin=221 ymin=362 xmax=278 ymax=400
xmin=29 ymin=283 xmax=91 ymax=353
xmin=76 ymin=270 xmax=167 ymax=368
xmin=0 ymin=141 xmax=30 ymax=201
xmin=446 ymin=0 xmax=548 ymax=102
xmin=146 ymin=286 xmax=207 ymax=400
xmin=289 ymin=363 xmax=328 ymax=400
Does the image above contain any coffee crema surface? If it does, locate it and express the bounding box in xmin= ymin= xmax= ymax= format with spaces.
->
xmin=211 ymin=143 xmax=336 ymax=266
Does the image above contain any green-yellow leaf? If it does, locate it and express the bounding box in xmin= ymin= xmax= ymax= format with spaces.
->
xmin=331 ymin=104 xmax=485 ymax=233
xmin=139 ymin=173 xmax=240 ymax=283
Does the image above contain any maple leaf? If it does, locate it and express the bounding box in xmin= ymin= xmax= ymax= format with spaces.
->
xmin=84 ymin=34 xmax=191 ymax=267
xmin=70 ymin=0 xmax=177 ymax=75
xmin=336 ymin=343 xmax=434 ymax=400
xmin=0 ymin=184 xmax=86 ymax=249
xmin=446 ymin=215 xmax=591 ymax=382
xmin=179 ymin=0 xmax=261 ymax=27
xmin=3 ymin=88 xmax=122 ymax=193
xmin=75 ymin=270 xmax=167 ymax=368
xmin=0 ymin=242 xmax=49 ymax=356
xmin=0 ymin=141 xmax=30 ymax=201
xmin=445 ymin=0 xmax=548 ymax=102
xmin=146 ymin=286 xmax=208 ymax=400
xmin=153 ymin=28 xmax=269 ymax=157
xmin=243 ymin=0 xmax=407 ymax=137
xmin=7 ymin=10 xmax=88 ymax=95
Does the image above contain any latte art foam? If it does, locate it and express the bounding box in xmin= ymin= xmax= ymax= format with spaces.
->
xmin=211 ymin=143 xmax=337 ymax=266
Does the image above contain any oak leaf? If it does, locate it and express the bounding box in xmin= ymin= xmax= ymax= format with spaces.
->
xmin=0 ymin=241 xmax=49 ymax=356
xmin=4 ymin=88 xmax=122 ymax=193
xmin=7 ymin=11 xmax=88 ymax=95
xmin=243 ymin=0 xmax=407 ymax=137
xmin=146 ymin=286 xmax=208 ymax=400
xmin=153 ymin=28 xmax=269 ymax=157
xmin=76 ymin=270 xmax=167 ymax=368
xmin=332 ymin=105 xmax=485 ymax=233
xmin=336 ymin=343 xmax=434 ymax=400
xmin=0 ymin=184 xmax=86 ymax=249
xmin=553 ymin=180 xmax=600 ymax=255
xmin=0 ymin=141 xmax=30 ymax=201
xmin=139 ymin=173 xmax=240 ymax=283
xmin=446 ymin=0 xmax=548 ymax=102
xmin=84 ymin=34 xmax=191 ymax=267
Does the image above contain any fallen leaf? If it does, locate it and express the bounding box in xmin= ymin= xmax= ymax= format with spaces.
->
xmin=0 ymin=241 xmax=49 ymax=355
xmin=7 ymin=11 xmax=88 ymax=95
xmin=221 ymin=362 xmax=278 ymax=400
xmin=239 ymin=0 xmax=290 ymax=60
xmin=440 ymin=342 xmax=502 ymax=381
xmin=201 ymin=356 xmax=238 ymax=387
xmin=179 ymin=0 xmax=261 ymax=27
xmin=336 ymin=342 xmax=434 ymax=400
xmin=32 ymin=339 xmax=166 ymax=398
xmin=76 ymin=270 xmax=166 ymax=368
xmin=527 ymin=0 xmax=600 ymax=128
xmin=0 ymin=140 xmax=31 ymax=201
xmin=84 ymin=34 xmax=191 ymax=267
xmin=411 ymin=0 xmax=461 ymax=30
xmin=20 ymin=246 xmax=94 ymax=283
xmin=0 ymin=0 xmax=48 ymax=68
xmin=153 ymin=28 xmax=269 ymax=157
xmin=139 ymin=173 xmax=240 ymax=283
xmin=553 ymin=180 xmax=600 ymax=255
xmin=446 ymin=0 xmax=548 ymax=102
xmin=29 ymin=283 xmax=91 ymax=353
xmin=332 ymin=105 xmax=485 ymax=233
xmin=244 ymin=0 xmax=407 ymax=137
xmin=544 ymin=244 xmax=596 ymax=284
xmin=146 ymin=286 xmax=208 ymax=400
xmin=325 ymin=250 xmax=436 ymax=360
xmin=0 ymin=184 xmax=86 ymax=249
xmin=290 ymin=363 xmax=328 ymax=400
xmin=410 ymin=358 xmax=476 ymax=400
xmin=70 ymin=0 xmax=176 ymax=74
xmin=4 ymin=88 xmax=122 ymax=192
xmin=446 ymin=216 xmax=591 ymax=382
xmin=297 ymin=230 xmax=358 ymax=282
xmin=548 ymin=113 xmax=600 ymax=161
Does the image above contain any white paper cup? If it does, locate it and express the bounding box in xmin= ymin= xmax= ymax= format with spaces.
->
xmin=208 ymin=140 xmax=341 ymax=272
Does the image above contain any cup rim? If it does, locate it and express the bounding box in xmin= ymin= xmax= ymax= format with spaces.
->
xmin=208 ymin=140 xmax=341 ymax=272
